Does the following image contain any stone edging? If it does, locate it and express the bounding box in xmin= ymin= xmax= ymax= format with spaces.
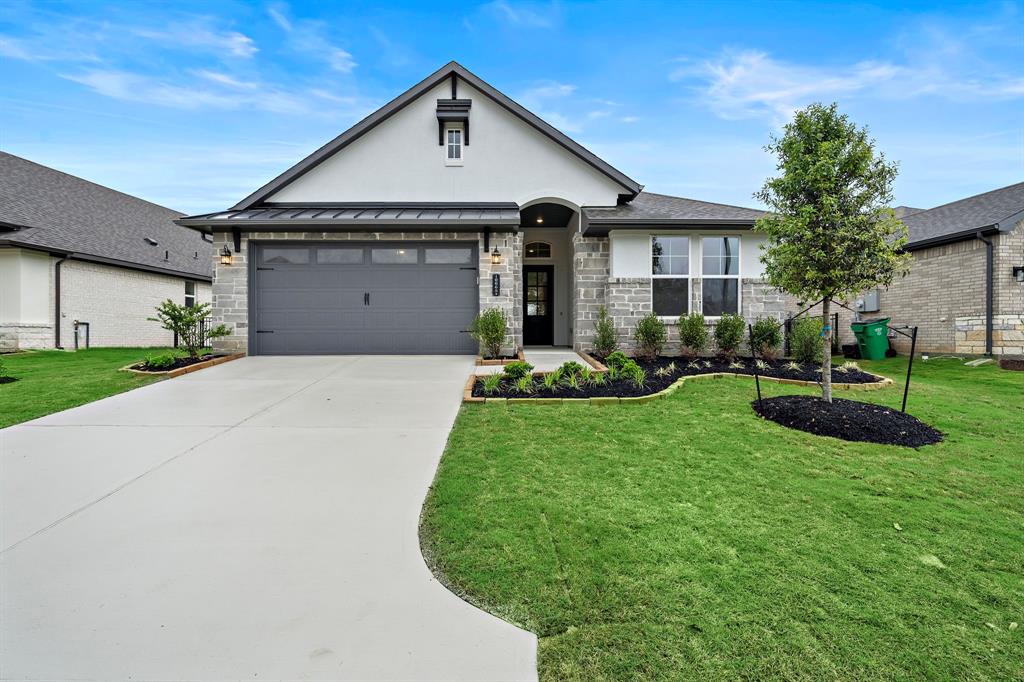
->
xmin=120 ymin=353 xmax=245 ymax=379
xmin=463 ymin=371 xmax=893 ymax=405
xmin=474 ymin=348 xmax=527 ymax=366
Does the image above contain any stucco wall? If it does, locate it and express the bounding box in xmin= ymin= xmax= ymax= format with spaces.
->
xmin=266 ymin=77 xmax=626 ymax=208
xmin=0 ymin=247 xmax=53 ymax=350
xmin=608 ymin=230 xmax=768 ymax=280
xmin=211 ymin=230 xmax=522 ymax=356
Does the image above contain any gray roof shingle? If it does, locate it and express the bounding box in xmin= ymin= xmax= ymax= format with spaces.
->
xmin=582 ymin=191 xmax=765 ymax=235
xmin=902 ymin=182 xmax=1024 ymax=247
xmin=0 ymin=152 xmax=211 ymax=280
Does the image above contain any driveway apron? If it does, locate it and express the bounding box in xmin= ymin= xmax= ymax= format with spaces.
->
xmin=1 ymin=355 xmax=537 ymax=681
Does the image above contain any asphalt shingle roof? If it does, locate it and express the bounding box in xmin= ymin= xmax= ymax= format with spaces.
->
xmin=0 ymin=152 xmax=211 ymax=280
xmin=582 ymin=192 xmax=765 ymax=234
xmin=902 ymin=182 xmax=1024 ymax=247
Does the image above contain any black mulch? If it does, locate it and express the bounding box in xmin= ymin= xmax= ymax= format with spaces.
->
xmin=133 ymin=354 xmax=213 ymax=372
xmin=472 ymin=356 xmax=883 ymax=400
xmin=752 ymin=395 xmax=943 ymax=447
xmin=0 ymin=376 xmax=18 ymax=385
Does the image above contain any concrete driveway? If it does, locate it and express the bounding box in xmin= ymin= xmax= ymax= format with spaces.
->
xmin=1 ymin=356 xmax=537 ymax=681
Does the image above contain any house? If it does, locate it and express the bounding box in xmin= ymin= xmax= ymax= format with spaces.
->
xmin=177 ymin=61 xmax=781 ymax=357
xmin=0 ymin=152 xmax=212 ymax=351
xmin=867 ymin=182 xmax=1024 ymax=355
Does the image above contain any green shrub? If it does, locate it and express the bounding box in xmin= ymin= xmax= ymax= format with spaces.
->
xmin=592 ymin=306 xmax=617 ymax=357
xmin=542 ymin=371 xmax=561 ymax=392
xmin=604 ymin=350 xmax=630 ymax=371
xmin=470 ymin=308 xmax=509 ymax=359
xmin=713 ymin=313 xmax=746 ymax=359
xmin=148 ymin=300 xmax=229 ymax=360
xmin=502 ymin=360 xmax=534 ymax=380
xmin=515 ymin=375 xmax=536 ymax=394
xmin=480 ymin=374 xmax=503 ymax=395
xmin=144 ymin=352 xmax=179 ymax=370
xmin=633 ymin=313 xmax=667 ymax=360
xmin=0 ymin=355 xmax=7 ymax=378
xmin=750 ymin=317 xmax=783 ymax=360
xmin=790 ymin=317 xmax=824 ymax=364
xmin=557 ymin=361 xmax=586 ymax=377
xmin=620 ymin=359 xmax=646 ymax=388
xmin=677 ymin=312 xmax=708 ymax=358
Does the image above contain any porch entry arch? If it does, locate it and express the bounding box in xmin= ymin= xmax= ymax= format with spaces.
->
xmin=517 ymin=198 xmax=578 ymax=347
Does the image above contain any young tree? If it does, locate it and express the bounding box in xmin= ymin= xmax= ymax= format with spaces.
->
xmin=148 ymin=300 xmax=230 ymax=360
xmin=755 ymin=103 xmax=911 ymax=402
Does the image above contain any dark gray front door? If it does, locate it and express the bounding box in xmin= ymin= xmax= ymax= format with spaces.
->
xmin=252 ymin=242 xmax=479 ymax=355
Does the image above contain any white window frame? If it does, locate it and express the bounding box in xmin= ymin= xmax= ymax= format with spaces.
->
xmin=445 ymin=125 xmax=464 ymax=166
xmin=184 ymin=280 xmax=196 ymax=308
xmin=699 ymin=235 xmax=742 ymax=319
xmin=650 ymin=235 xmax=691 ymax=319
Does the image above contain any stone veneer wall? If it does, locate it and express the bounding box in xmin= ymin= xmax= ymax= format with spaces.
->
xmin=210 ymin=230 xmax=522 ymax=356
xmin=955 ymin=315 xmax=1024 ymax=355
xmin=571 ymin=233 xmax=609 ymax=351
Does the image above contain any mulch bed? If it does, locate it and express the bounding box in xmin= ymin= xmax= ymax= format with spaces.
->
xmin=998 ymin=357 xmax=1024 ymax=371
xmin=472 ymin=356 xmax=883 ymax=400
xmin=752 ymin=395 xmax=943 ymax=447
xmin=131 ymin=354 xmax=213 ymax=373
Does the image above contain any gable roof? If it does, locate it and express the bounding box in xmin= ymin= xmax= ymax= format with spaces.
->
xmin=0 ymin=152 xmax=211 ymax=280
xmin=893 ymin=205 xmax=922 ymax=218
xmin=582 ymin=191 xmax=765 ymax=236
xmin=902 ymin=181 xmax=1024 ymax=248
xmin=230 ymin=61 xmax=642 ymax=211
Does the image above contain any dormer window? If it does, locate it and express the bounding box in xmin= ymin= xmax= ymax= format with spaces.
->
xmin=445 ymin=126 xmax=463 ymax=165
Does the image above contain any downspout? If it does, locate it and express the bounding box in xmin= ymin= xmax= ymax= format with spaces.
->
xmin=976 ymin=232 xmax=994 ymax=356
xmin=54 ymin=254 xmax=71 ymax=349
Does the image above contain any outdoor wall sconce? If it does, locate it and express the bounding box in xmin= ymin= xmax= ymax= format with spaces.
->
xmin=1014 ymin=265 xmax=1024 ymax=283
xmin=491 ymin=246 xmax=502 ymax=265
xmin=220 ymin=245 xmax=233 ymax=265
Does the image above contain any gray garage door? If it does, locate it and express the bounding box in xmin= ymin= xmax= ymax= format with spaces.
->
xmin=252 ymin=242 xmax=479 ymax=355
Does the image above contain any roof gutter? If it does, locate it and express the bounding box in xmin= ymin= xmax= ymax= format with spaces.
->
xmin=903 ymin=224 xmax=1000 ymax=251
xmin=53 ymin=254 xmax=71 ymax=349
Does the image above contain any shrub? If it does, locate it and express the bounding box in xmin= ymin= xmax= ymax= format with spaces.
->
xmin=515 ymin=375 xmax=536 ymax=394
xmin=604 ymin=350 xmax=630 ymax=371
xmin=592 ymin=306 xmax=617 ymax=357
xmin=750 ymin=317 xmax=782 ymax=360
xmin=620 ymin=360 xmax=646 ymax=388
xmin=148 ymin=300 xmax=229 ymax=360
xmin=790 ymin=317 xmax=824 ymax=364
xmin=502 ymin=360 xmax=534 ymax=380
xmin=633 ymin=313 xmax=667 ymax=360
xmin=470 ymin=308 xmax=508 ymax=359
xmin=144 ymin=352 xmax=179 ymax=370
xmin=0 ymin=355 xmax=7 ymax=378
xmin=542 ymin=371 xmax=561 ymax=391
xmin=677 ymin=312 xmax=708 ymax=359
xmin=713 ymin=313 xmax=746 ymax=359
xmin=557 ymin=361 xmax=586 ymax=377
xmin=480 ymin=374 xmax=502 ymax=395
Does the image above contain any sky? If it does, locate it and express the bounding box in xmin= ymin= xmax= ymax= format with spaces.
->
xmin=1 ymin=0 xmax=1022 ymax=215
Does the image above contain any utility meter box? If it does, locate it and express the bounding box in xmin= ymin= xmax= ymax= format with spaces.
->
xmin=860 ymin=289 xmax=881 ymax=313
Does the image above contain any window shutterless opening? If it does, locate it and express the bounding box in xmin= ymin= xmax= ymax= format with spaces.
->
xmin=445 ymin=126 xmax=463 ymax=165
xmin=185 ymin=280 xmax=196 ymax=308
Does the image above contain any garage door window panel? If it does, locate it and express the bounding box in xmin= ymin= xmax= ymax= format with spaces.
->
xmin=262 ymin=247 xmax=310 ymax=265
xmin=425 ymin=247 xmax=473 ymax=264
xmin=372 ymin=248 xmax=418 ymax=264
xmin=316 ymin=248 xmax=364 ymax=264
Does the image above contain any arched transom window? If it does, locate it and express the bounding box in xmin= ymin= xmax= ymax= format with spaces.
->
xmin=525 ymin=241 xmax=552 ymax=259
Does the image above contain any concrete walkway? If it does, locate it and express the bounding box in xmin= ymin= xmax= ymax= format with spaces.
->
xmin=1 ymin=356 xmax=537 ymax=681
xmin=475 ymin=347 xmax=590 ymax=374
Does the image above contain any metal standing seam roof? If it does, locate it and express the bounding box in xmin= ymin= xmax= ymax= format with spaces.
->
xmin=176 ymin=203 xmax=522 ymax=229
xmin=0 ymin=151 xmax=212 ymax=280
xmin=901 ymin=181 xmax=1024 ymax=248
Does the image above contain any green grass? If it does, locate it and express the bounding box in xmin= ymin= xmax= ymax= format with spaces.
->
xmin=0 ymin=348 xmax=173 ymax=428
xmin=421 ymin=357 xmax=1024 ymax=680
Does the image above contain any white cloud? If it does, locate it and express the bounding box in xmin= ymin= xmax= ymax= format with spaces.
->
xmin=483 ymin=0 xmax=559 ymax=28
xmin=328 ymin=48 xmax=357 ymax=74
xmin=266 ymin=2 xmax=357 ymax=74
xmin=132 ymin=24 xmax=257 ymax=59
xmin=192 ymin=70 xmax=259 ymax=89
xmin=521 ymin=81 xmax=576 ymax=100
xmin=266 ymin=3 xmax=293 ymax=32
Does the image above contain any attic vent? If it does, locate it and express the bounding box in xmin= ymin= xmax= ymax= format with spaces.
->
xmin=436 ymin=99 xmax=471 ymax=145
xmin=144 ymin=237 xmax=158 ymax=246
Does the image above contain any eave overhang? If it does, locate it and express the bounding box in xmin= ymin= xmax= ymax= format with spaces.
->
xmin=582 ymin=218 xmax=757 ymax=237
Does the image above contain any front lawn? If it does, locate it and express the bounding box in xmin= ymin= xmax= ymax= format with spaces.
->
xmin=0 ymin=348 xmax=172 ymax=428
xmin=421 ymin=357 xmax=1024 ymax=680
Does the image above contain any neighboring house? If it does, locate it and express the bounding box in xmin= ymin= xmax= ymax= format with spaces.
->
xmin=869 ymin=182 xmax=1024 ymax=355
xmin=178 ymin=61 xmax=775 ymax=356
xmin=0 ymin=152 xmax=212 ymax=351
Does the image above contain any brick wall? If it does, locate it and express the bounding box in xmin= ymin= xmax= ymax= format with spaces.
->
xmin=59 ymin=259 xmax=211 ymax=348
xmin=211 ymin=230 xmax=522 ymax=356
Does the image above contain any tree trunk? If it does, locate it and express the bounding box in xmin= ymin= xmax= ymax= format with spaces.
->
xmin=821 ymin=298 xmax=832 ymax=403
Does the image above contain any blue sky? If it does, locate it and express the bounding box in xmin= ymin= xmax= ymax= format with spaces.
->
xmin=1 ymin=0 xmax=1021 ymax=215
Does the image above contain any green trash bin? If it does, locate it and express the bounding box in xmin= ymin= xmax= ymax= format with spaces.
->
xmin=851 ymin=317 xmax=891 ymax=360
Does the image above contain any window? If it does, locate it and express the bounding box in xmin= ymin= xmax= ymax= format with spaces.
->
xmin=372 ymin=247 xmax=418 ymax=264
xmin=316 ymin=248 xmax=363 ymax=264
xmin=262 ymin=247 xmax=309 ymax=264
xmin=701 ymin=236 xmax=739 ymax=316
xmin=525 ymin=242 xmax=551 ymax=259
xmin=425 ymin=247 xmax=472 ymax=264
xmin=184 ymin=281 xmax=196 ymax=308
xmin=526 ymin=269 xmax=549 ymax=316
xmin=651 ymin=236 xmax=689 ymax=317
xmin=445 ymin=127 xmax=463 ymax=164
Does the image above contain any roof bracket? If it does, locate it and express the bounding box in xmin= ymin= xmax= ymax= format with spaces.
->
xmin=232 ymin=227 xmax=241 ymax=253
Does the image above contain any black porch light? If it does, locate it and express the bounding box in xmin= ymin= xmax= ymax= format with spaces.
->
xmin=490 ymin=246 xmax=502 ymax=265
xmin=1014 ymin=265 xmax=1024 ymax=283
xmin=220 ymin=244 xmax=233 ymax=265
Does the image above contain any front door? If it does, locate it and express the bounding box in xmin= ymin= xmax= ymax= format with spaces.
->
xmin=523 ymin=265 xmax=554 ymax=345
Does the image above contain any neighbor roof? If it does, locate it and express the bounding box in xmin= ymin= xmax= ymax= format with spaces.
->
xmin=0 ymin=152 xmax=211 ymax=280
xmin=902 ymin=181 xmax=1024 ymax=248
xmin=177 ymin=203 xmax=521 ymax=230
xmin=582 ymin=191 xmax=765 ymax=236
xmin=228 ymin=61 xmax=642 ymax=211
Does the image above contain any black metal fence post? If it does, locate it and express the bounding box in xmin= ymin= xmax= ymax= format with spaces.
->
xmin=749 ymin=323 xmax=763 ymax=410
xmin=901 ymin=326 xmax=918 ymax=413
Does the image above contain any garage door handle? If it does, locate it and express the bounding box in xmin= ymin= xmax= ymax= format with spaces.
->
xmin=256 ymin=330 xmax=274 ymax=334
xmin=459 ymin=267 xmax=478 ymax=271
xmin=364 ymin=292 xmax=369 ymax=306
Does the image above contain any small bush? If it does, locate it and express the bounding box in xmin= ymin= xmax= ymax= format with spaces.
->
xmin=480 ymin=374 xmax=502 ymax=395
xmin=790 ymin=317 xmax=824 ymax=364
xmin=677 ymin=312 xmax=708 ymax=359
xmin=592 ymin=306 xmax=618 ymax=357
xmin=557 ymin=361 xmax=586 ymax=377
xmin=148 ymin=300 xmax=229 ymax=360
xmin=633 ymin=313 xmax=667 ymax=360
xmin=502 ymin=360 xmax=534 ymax=380
xmin=604 ymin=350 xmax=630 ymax=371
xmin=470 ymin=308 xmax=509 ymax=359
xmin=144 ymin=352 xmax=179 ymax=370
xmin=713 ymin=313 xmax=746 ymax=359
xmin=515 ymin=375 xmax=536 ymax=394
xmin=542 ymin=371 xmax=561 ymax=391
xmin=620 ymin=360 xmax=646 ymax=388
xmin=750 ymin=317 xmax=782 ymax=360
xmin=0 ymin=355 xmax=7 ymax=377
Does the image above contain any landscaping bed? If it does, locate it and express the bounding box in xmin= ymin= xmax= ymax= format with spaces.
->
xmin=471 ymin=356 xmax=884 ymax=400
xmin=753 ymin=394 xmax=943 ymax=447
xmin=130 ymin=354 xmax=215 ymax=373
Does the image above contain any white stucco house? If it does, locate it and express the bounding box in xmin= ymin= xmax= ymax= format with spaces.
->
xmin=0 ymin=152 xmax=212 ymax=351
xmin=178 ymin=62 xmax=778 ymax=356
